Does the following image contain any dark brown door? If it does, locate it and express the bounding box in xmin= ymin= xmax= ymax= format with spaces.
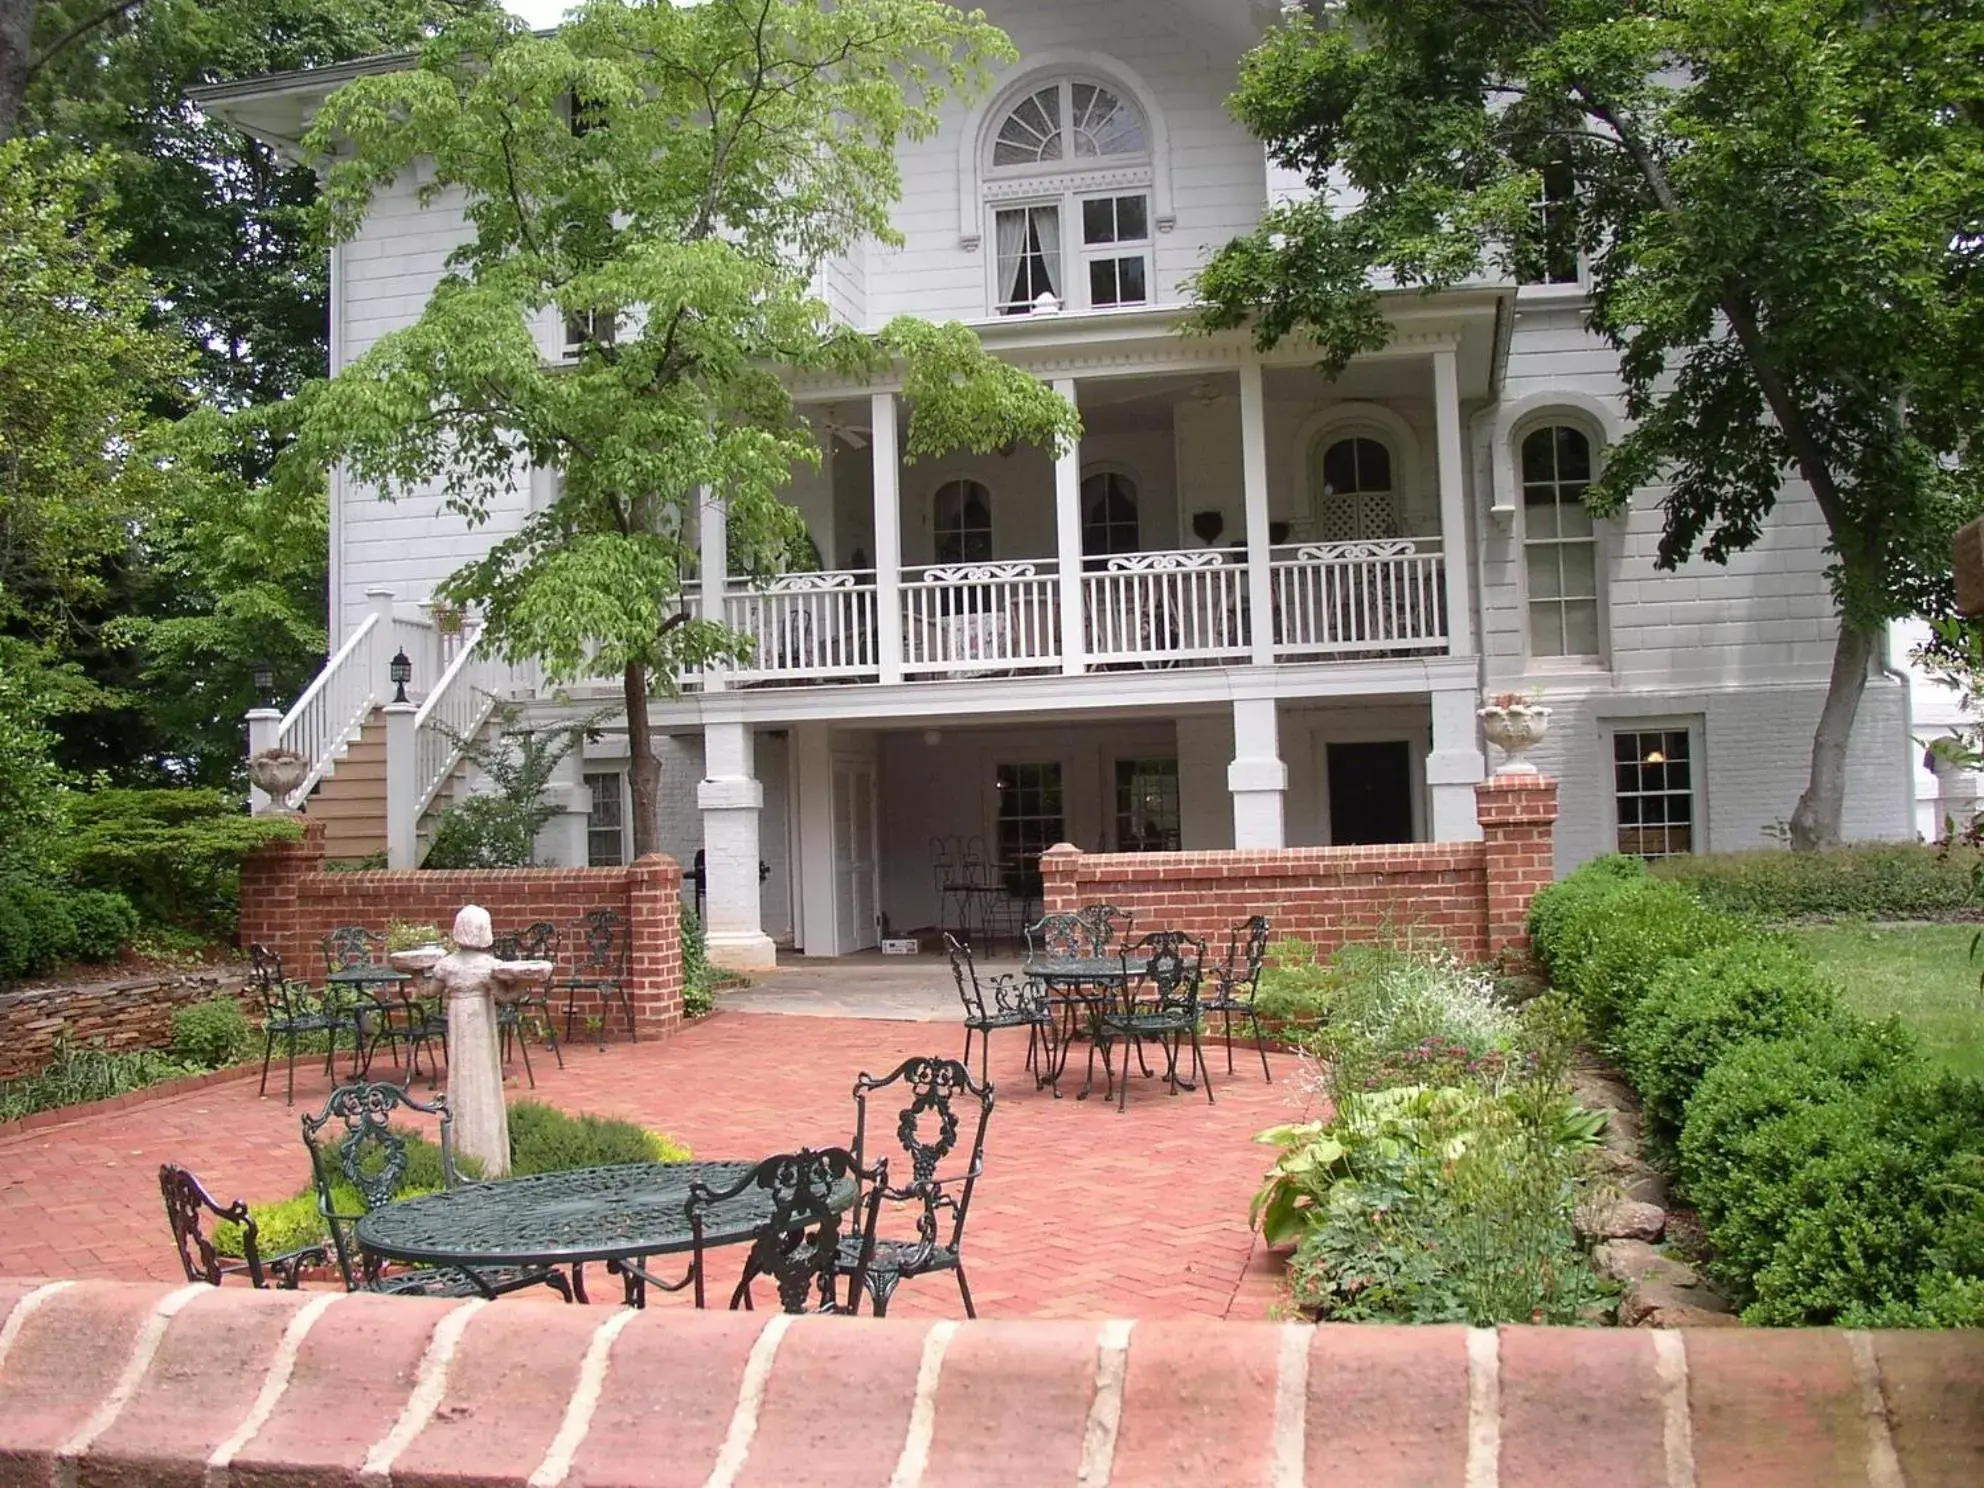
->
xmin=1327 ymin=741 xmax=1415 ymax=845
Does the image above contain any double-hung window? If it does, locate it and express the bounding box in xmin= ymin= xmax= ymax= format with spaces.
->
xmin=986 ymin=77 xmax=1153 ymax=315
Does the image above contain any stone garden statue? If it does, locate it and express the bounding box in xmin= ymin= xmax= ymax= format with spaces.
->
xmin=389 ymin=905 xmax=553 ymax=1178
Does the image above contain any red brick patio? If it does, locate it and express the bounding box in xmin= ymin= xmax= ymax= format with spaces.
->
xmin=0 ymin=1011 xmax=1312 ymax=1319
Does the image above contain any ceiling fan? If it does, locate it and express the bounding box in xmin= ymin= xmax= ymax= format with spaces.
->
xmin=816 ymin=413 xmax=871 ymax=449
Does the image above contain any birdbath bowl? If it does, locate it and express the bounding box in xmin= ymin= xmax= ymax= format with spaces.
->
xmin=490 ymin=959 xmax=555 ymax=1006
xmin=389 ymin=946 xmax=447 ymax=975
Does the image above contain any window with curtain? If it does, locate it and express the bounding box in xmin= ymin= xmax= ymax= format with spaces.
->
xmin=1522 ymin=424 xmax=1601 ymax=657
xmin=1081 ymin=471 xmax=1139 ymax=557
xmin=933 ymin=479 xmax=993 ymax=563
xmin=986 ymin=77 xmax=1152 ymax=315
xmin=1312 ymin=436 xmax=1399 ymax=541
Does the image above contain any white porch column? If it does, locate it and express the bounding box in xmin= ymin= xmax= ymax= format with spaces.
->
xmin=699 ymin=718 xmax=777 ymax=969
xmin=792 ymin=722 xmax=837 ymax=956
xmin=1228 ymin=695 xmax=1286 ymax=848
xmin=699 ymin=485 xmax=727 ymax=693
xmin=1239 ymin=358 xmax=1274 ymax=666
xmin=383 ymin=700 xmax=419 ymax=869
xmin=1053 ymin=377 xmax=1086 ymax=675
xmin=246 ymin=707 xmax=282 ymax=813
xmin=1432 ymin=348 xmax=1476 ymax=656
xmin=1428 ymin=685 xmax=1487 ymax=842
xmin=871 ymin=391 xmax=905 ymax=685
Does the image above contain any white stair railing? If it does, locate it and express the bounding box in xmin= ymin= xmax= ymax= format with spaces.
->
xmin=410 ymin=626 xmax=506 ymax=818
xmin=275 ymin=612 xmax=383 ymax=800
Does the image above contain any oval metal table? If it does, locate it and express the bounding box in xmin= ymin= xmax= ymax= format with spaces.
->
xmin=353 ymin=1160 xmax=854 ymax=1306
xmin=1023 ymin=956 xmax=1134 ymax=1100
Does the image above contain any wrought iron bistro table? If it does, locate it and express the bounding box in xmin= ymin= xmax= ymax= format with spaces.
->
xmin=354 ymin=1161 xmax=857 ymax=1306
xmin=1024 ymin=955 xmax=1135 ymax=1100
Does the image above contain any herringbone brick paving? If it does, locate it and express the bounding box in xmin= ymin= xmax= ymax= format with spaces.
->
xmin=0 ymin=1012 xmax=1310 ymax=1319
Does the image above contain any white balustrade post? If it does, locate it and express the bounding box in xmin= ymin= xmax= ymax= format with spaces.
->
xmin=1428 ymin=685 xmax=1487 ymax=842
xmin=246 ymin=707 xmax=282 ymax=813
xmin=871 ymin=391 xmax=904 ymax=684
xmin=1239 ymin=358 xmax=1274 ymax=666
xmin=1433 ymin=347 xmax=1476 ymax=656
xmin=699 ymin=718 xmax=777 ymax=970
xmin=699 ymin=485 xmax=727 ymax=693
xmin=1053 ymin=378 xmax=1085 ymax=675
xmin=384 ymin=700 xmax=419 ymax=869
xmin=1229 ymin=695 xmax=1287 ymax=848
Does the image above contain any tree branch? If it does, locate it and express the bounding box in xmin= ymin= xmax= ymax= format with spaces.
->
xmin=24 ymin=0 xmax=143 ymax=82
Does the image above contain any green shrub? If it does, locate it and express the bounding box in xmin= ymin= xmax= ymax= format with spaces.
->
xmin=0 ymin=1040 xmax=197 ymax=1123
xmin=1550 ymin=877 xmax=1748 ymax=1042
xmin=56 ymin=789 xmax=301 ymax=936
xmin=171 ymin=996 xmax=257 ymax=1069
xmin=1252 ymin=937 xmax=1336 ymax=1024
xmin=1678 ymin=1018 xmax=1917 ymax=1215
xmin=508 ymin=1098 xmax=691 ymax=1173
xmin=1526 ymin=854 xmax=1647 ymax=976
xmin=1620 ymin=939 xmax=1839 ymax=1156
xmin=1651 ymin=844 xmax=1978 ymax=921
xmin=0 ymin=890 xmax=31 ymax=981
xmin=680 ymin=907 xmax=715 ymax=1019
xmin=64 ymin=890 xmax=138 ymax=960
xmin=212 ymin=1193 xmax=327 ymax=1261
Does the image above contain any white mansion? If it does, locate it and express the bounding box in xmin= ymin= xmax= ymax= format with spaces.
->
xmin=206 ymin=0 xmax=1913 ymax=968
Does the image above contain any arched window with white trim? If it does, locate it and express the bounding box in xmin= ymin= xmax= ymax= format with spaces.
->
xmin=1521 ymin=424 xmax=1601 ymax=657
xmin=985 ymin=75 xmax=1153 ymax=316
xmin=1311 ymin=436 xmax=1399 ymax=542
xmin=933 ymin=479 xmax=993 ymax=563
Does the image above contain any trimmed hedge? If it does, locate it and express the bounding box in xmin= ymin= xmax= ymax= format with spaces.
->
xmin=0 ymin=879 xmax=139 ymax=982
xmin=1650 ymin=843 xmax=1978 ymax=921
xmin=1529 ymin=857 xmax=1984 ymax=1325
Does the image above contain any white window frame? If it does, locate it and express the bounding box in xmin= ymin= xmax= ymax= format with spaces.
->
xmin=1515 ymin=417 xmax=1609 ymax=669
xmin=1603 ymin=717 xmax=1706 ymax=860
xmin=583 ymin=769 xmax=630 ymax=867
xmin=989 ymin=189 xmax=1153 ymax=315
xmin=1516 ymin=153 xmax=1588 ymax=295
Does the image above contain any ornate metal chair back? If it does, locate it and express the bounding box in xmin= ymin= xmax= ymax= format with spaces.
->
xmin=321 ymin=925 xmax=386 ymax=976
xmin=851 ymin=1056 xmax=993 ymax=1258
xmin=689 ymin=1147 xmax=886 ymax=1315
xmin=1130 ymin=930 xmax=1207 ymax=1017
xmin=930 ymin=836 xmax=959 ymax=892
xmin=960 ymin=836 xmax=993 ymax=887
xmin=300 ymin=1082 xmax=456 ymax=1289
xmin=943 ymin=933 xmax=988 ymax=1021
xmin=1025 ymin=912 xmax=1092 ymax=960
xmin=159 ymin=1163 xmax=261 ymax=1288
xmin=249 ymin=942 xmax=305 ymax=1024
xmin=1221 ymin=915 xmax=1272 ymax=993
xmin=1081 ymin=904 xmax=1133 ymax=955
xmin=512 ymin=920 xmax=560 ymax=963
xmin=571 ymin=909 xmax=628 ymax=976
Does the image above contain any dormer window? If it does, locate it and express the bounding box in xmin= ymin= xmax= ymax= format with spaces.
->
xmin=984 ymin=76 xmax=1154 ymax=316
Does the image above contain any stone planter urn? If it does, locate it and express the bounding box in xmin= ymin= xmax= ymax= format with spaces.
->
xmin=1478 ymin=699 xmax=1552 ymax=774
xmin=247 ymin=747 xmax=309 ymax=810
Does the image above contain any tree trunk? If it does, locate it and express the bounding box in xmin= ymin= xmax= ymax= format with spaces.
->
xmin=1788 ymin=618 xmax=1877 ymax=851
xmin=623 ymin=661 xmax=661 ymax=859
xmin=0 ymin=0 xmax=34 ymax=144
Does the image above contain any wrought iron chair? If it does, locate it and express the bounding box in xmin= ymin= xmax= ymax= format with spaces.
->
xmin=320 ymin=926 xmax=429 ymax=1078
xmin=300 ymin=1082 xmax=570 ymax=1301
xmin=945 ymin=933 xmax=1053 ymax=1086
xmin=1090 ymin=931 xmax=1214 ymax=1113
xmin=1024 ymin=911 xmax=1094 ymax=960
xmin=557 ymin=909 xmax=635 ymax=1049
xmin=491 ymin=922 xmax=565 ymax=1087
xmin=838 ymin=1056 xmax=993 ymax=1317
xmin=1083 ymin=903 xmax=1135 ymax=956
xmin=1201 ymin=915 xmax=1274 ymax=1080
xmin=159 ymin=1163 xmax=325 ymax=1289
xmin=688 ymin=1147 xmax=886 ymax=1315
xmin=250 ymin=942 xmax=358 ymax=1105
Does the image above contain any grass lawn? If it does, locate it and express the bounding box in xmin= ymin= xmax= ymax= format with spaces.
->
xmin=1787 ymin=921 xmax=1984 ymax=1081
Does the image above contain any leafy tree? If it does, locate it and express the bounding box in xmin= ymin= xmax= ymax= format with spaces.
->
xmin=288 ymin=0 xmax=1079 ymax=856
xmin=424 ymin=702 xmax=611 ymax=869
xmin=1196 ymin=1 xmax=1984 ymax=848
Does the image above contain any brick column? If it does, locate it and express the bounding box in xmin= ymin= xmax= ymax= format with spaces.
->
xmin=236 ymin=815 xmax=325 ymax=972
xmin=626 ymin=853 xmax=684 ymax=1037
xmin=1040 ymin=842 xmax=1082 ymax=914
xmin=1476 ymin=772 xmax=1559 ymax=960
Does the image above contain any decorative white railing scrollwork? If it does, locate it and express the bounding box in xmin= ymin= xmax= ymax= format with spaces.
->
xmin=1270 ymin=539 xmax=1447 ymax=657
xmin=1083 ymin=548 xmax=1250 ymax=665
xmin=901 ymin=561 xmax=1060 ymax=675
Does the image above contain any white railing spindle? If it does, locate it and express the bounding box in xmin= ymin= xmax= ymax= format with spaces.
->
xmin=1080 ymin=549 xmax=1251 ymax=666
xmin=899 ymin=562 xmax=1061 ymax=676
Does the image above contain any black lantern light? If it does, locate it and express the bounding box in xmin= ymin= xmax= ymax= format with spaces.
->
xmin=250 ymin=658 xmax=275 ymax=707
xmin=389 ymin=648 xmax=413 ymax=704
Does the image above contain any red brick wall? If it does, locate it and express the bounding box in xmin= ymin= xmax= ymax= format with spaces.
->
xmin=1040 ymin=774 xmax=1560 ymax=963
xmin=0 ymin=969 xmax=253 ymax=1079
xmin=238 ymin=818 xmax=684 ymax=1039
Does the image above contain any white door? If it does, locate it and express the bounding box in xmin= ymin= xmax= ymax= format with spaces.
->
xmin=833 ymin=759 xmax=879 ymax=952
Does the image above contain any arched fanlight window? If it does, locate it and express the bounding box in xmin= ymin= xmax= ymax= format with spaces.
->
xmin=1081 ymin=471 xmax=1139 ymax=557
xmin=1312 ymin=436 xmax=1399 ymax=542
xmin=933 ymin=479 xmax=993 ymax=563
xmin=987 ymin=77 xmax=1153 ymax=315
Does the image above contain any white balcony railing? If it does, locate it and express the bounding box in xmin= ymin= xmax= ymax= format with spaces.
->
xmin=411 ymin=626 xmax=506 ymax=816
xmin=1271 ymin=539 xmax=1447 ymax=658
xmin=726 ymin=572 xmax=879 ymax=682
xmin=900 ymin=562 xmax=1061 ymax=677
xmin=1083 ymin=549 xmax=1251 ymax=666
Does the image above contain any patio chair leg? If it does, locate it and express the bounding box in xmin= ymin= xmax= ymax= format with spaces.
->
xmin=1223 ymin=1008 xmax=1236 ymax=1075
xmin=954 ymin=1265 xmax=977 ymax=1320
xmin=284 ymin=1030 xmax=298 ymax=1107
xmin=514 ymin=1020 xmax=536 ymax=1089
xmin=1191 ymin=1029 xmax=1215 ymax=1105
xmin=621 ymin=988 xmax=637 ymax=1043
xmin=1117 ymin=1040 xmax=1132 ymax=1113
xmin=1253 ymin=1016 xmax=1272 ymax=1082
xmin=543 ymin=1009 xmax=564 ymax=1070
xmin=258 ymin=1029 xmax=275 ymax=1097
